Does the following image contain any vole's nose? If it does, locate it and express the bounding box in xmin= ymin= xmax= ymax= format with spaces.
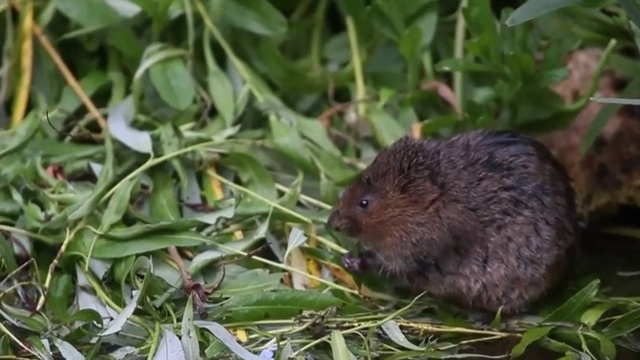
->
xmin=327 ymin=209 xmax=341 ymax=232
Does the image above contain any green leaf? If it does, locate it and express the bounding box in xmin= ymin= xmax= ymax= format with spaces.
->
xmin=215 ymin=269 xmax=285 ymax=298
xmin=194 ymin=321 xmax=261 ymax=360
xmin=506 ymin=0 xmax=583 ymax=27
xmin=56 ymin=71 xmax=110 ymax=114
xmin=101 ymin=256 xmax=152 ymax=336
xmin=380 ymin=320 xmax=426 ymax=351
xmin=584 ymin=331 xmax=616 ymax=359
xmin=62 ymin=309 xmax=104 ymax=327
xmin=213 ymin=0 xmax=288 ymax=37
xmin=100 ymin=177 xmax=137 ymax=231
xmin=188 ymin=236 xmax=266 ymax=274
xmin=0 ymin=234 xmax=18 ymax=272
xmin=181 ymin=294 xmax=200 ymax=359
xmin=544 ymin=279 xmax=600 ymax=323
xmin=283 ymin=226 xmax=308 ymax=260
xmin=400 ymin=25 xmax=422 ymax=88
xmin=603 ymin=307 xmax=640 ymax=338
xmin=367 ymin=108 xmax=406 ymax=147
xmin=204 ymin=30 xmax=236 ymax=127
xmin=297 ymin=117 xmax=341 ymax=156
xmin=0 ymin=112 xmax=41 ymax=160
xmin=269 ymin=116 xmax=315 ymax=172
xmin=54 ymin=0 xmax=122 ymax=29
xmin=309 ymin=147 xmax=357 ymax=183
xmin=66 ymin=135 xmax=116 ymax=221
xmin=207 ymin=71 xmax=236 ymax=127
xmin=510 ymin=326 xmax=555 ymax=358
xmin=0 ymin=303 xmax=50 ymax=333
xmin=330 ymin=330 xmax=355 ymax=360
xmin=112 ymin=256 xmax=135 ymax=296
xmin=580 ymin=303 xmax=616 ymax=328
xmin=221 ymin=288 xmax=343 ymax=322
xmin=220 ymin=152 xmax=277 ymax=200
xmin=434 ymin=58 xmax=499 ymax=73
xmin=149 ymin=168 xmax=181 ymax=221
xmin=464 ymin=0 xmax=499 ymax=43
xmin=149 ymin=57 xmax=195 ymax=111
xmin=421 ymin=115 xmax=460 ymax=136
xmin=278 ymin=171 xmax=303 ymax=208
xmin=48 ymin=273 xmax=74 ymax=321
xmin=103 ymin=219 xmax=201 ymax=240
xmin=369 ymin=0 xmax=404 ymax=41
xmin=88 ymin=231 xmax=212 ymax=259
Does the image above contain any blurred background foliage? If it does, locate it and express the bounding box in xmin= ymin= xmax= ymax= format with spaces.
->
xmin=2 ymin=0 xmax=640 ymax=358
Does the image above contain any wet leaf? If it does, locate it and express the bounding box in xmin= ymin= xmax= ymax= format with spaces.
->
xmin=100 ymin=257 xmax=150 ymax=336
xmin=380 ymin=320 xmax=426 ymax=351
xmin=194 ymin=321 xmax=261 ymax=360
xmin=603 ymin=307 xmax=640 ymax=338
xmin=181 ymin=295 xmax=200 ymax=359
xmin=107 ymin=96 xmax=153 ymax=154
xmin=544 ymin=279 xmax=600 ymax=323
xmin=283 ymin=226 xmax=307 ymax=261
xmin=153 ymin=328 xmax=186 ymax=360
xmin=52 ymin=338 xmax=84 ymax=360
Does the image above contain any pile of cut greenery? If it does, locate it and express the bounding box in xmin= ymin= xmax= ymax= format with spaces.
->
xmin=1 ymin=0 xmax=640 ymax=358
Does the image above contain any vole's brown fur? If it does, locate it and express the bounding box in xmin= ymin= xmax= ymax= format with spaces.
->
xmin=327 ymin=130 xmax=579 ymax=315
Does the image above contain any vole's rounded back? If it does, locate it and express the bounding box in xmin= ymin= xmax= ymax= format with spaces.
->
xmin=327 ymin=130 xmax=578 ymax=314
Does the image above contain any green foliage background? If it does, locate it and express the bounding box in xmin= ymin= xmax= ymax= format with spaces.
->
xmin=1 ymin=0 xmax=640 ymax=358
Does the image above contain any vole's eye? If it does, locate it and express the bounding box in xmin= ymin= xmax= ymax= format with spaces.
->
xmin=358 ymin=199 xmax=369 ymax=209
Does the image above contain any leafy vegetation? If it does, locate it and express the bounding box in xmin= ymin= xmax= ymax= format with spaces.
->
xmin=2 ymin=0 xmax=640 ymax=358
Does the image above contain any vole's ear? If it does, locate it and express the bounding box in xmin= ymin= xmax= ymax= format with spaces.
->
xmin=363 ymin=174 xmax=372 ymax=187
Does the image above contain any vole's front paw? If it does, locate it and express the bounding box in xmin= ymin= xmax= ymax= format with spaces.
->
xmin=341 ymin=253 xmax=365 ymax=273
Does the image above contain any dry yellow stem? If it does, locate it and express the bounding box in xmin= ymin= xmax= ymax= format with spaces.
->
xmin=411 ymin=122 xmax=422 ymax=139
xmin=10 ymin=0 xmax=33 ymax=128
xmin=10 ymin=0 xmax=107 ymax=130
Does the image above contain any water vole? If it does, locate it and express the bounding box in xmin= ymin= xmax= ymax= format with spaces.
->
xmin=327 ymin=130 xmax=579 ymax=314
